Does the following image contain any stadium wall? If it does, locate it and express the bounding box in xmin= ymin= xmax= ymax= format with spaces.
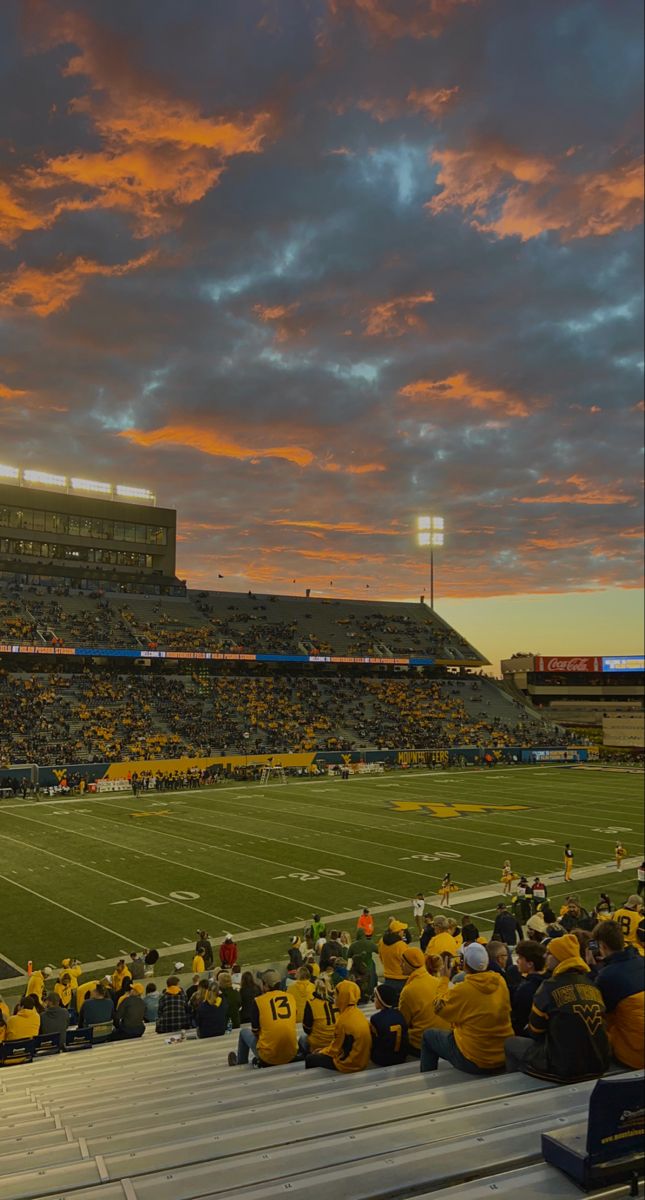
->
xmin=0 ymin=745 xmax=598 ymax=787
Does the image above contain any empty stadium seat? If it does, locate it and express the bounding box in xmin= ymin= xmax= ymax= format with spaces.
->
xmin=0 ymin=1027 xmax=622 ymax=1200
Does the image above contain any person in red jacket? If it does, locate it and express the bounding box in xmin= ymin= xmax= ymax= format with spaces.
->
xmin=219 ymin=934 xmax=238 ymax=969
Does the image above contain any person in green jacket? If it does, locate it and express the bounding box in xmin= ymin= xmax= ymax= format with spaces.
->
xmin=348 ymin=929 xmax=378 ymax=993
xmin=309 ymin=914 xmax=327 ymax=946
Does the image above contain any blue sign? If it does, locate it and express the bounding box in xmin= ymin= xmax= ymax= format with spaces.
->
xmin=602 ymin=656 xmax=644 ymax=672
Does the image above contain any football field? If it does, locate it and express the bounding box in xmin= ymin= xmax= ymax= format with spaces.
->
xmin=0 ymin=766 xmax=643 ymax=979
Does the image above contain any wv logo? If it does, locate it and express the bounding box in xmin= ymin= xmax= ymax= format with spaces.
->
xmin=390 ymin=801 xmax=528 ymax=819
xmin=572 ymin=1003 xmax=604 ymax=1036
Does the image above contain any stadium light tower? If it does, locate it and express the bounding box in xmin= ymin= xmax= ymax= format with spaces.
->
xmin=416 ymin=516 xmax=444 ymax=610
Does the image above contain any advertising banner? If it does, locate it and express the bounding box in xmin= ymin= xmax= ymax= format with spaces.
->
xmin=602 ymin=655 xmax=644 ymax=672
xmin=0 ymin=642 xmax=434 ymax=668
xmin=534 ymin=656 xmax=601 ymax=673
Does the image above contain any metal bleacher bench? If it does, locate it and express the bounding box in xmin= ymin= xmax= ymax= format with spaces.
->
xmin=0 ymin=1030 xmax=610 ymax=1200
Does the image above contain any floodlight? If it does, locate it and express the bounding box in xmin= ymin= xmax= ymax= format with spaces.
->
xmin=415 ymin=514 xmax=444 ymax=610
xmin=0 ymin=465 xmax=19 ymax=479
xmin=70 ymin=477 xmax=112 ymax=494
xmin=23 ymin=469 xmax=67 ymax=488
xmin=116 ymin=484 xmax=155 ymax=501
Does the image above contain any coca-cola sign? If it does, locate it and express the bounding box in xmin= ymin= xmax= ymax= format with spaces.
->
xmin=535 ymin=656 xmax=601 ymax=673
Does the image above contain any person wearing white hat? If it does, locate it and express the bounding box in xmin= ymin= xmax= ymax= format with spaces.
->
xmin=420 ymin=943 xmax=513 ymax=1075
xmin=219 ymin=934 xmax=238 ymax=971
xmin=25 ymin=965 xmax=52 ymax=1002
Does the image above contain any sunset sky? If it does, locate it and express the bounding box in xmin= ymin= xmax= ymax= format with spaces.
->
xmin=1 ymin=0 xmax=643 ymax=669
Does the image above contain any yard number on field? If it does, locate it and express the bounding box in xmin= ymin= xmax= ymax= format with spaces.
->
xmin=273 ymin=868 xmax=346 ymax=881
xmin=111 ymin=891 xmax=200 ymax=906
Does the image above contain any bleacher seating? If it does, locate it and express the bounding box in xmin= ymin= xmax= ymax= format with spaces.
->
xmin=0 ymin=669 xmax=568 ymax=765
xmin=0 ymin=1031 xmax=628 ymax=1200
xmin=0 ymin=581 xmax=485 ymax=661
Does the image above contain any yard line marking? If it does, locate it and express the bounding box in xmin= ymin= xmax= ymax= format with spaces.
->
xmin=159 ymin=789 xmax=543 ymax=863
xmin=0 ymin=873 xmax=146 ymax=946
xmin=65 ymin=799 xmax=412 ymax=902
xmin=0 ymin=949 xmax=28 ymax=974
xmin=0 ymin=808 xmax=340 ymax=915
xmin=96 ymin=795 xmax=489 ymax=882
xmin=0 ymin=831 xmax=244 ymax=930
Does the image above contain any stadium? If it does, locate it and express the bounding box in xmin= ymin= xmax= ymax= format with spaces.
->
xmin=0 ymin=470 xmax=643 ymax=1197
xmin=1 ymin=2 xmax=644 ymax=1197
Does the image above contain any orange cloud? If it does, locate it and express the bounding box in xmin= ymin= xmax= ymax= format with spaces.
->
xmin=356 ymin=96 xmax=404 ymax=123
xmin=0 ymin=383 xmax=30 ymax=400
xmin=428 ymin=141 xmax=644 ymax=241
xmin=321 ymin=461 xmax=387 ymax=474
xmin=0 ymin=180 xmax=47 ymax=246
xmin=516 ymin=475 xmax=635 ymax=506
xmin=1 ymin=251 xmax=156 ymax=317
xmin=399 ymin=371 xmax=530 ymax=418
xmin=327 ymin=0 xmax=479 ymax=40
xmin=363 ymin=291 xmax=435 ymax=336
xmin=120 ymin=424 xmax=315 ymax=468
xmin=296 ymin=547 xmax=387 ymax=564
xmin=253 ymin=302 xmax=308 ymax=342
xmin=407 ymin=86 xmax=460 ymax=117
xmin=3 ymin=6 xmax=271 ymax=245
xmin=268 ymin=519 xmax=399 ymax=534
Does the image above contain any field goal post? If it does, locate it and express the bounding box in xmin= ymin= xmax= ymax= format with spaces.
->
xmin=260 ymin=764 xmax=286 ymax=785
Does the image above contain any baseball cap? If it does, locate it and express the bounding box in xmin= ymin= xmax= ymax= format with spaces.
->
xmin=262 ymin=969 xmax=281 ymax=988
xmin=625 ymin=895 xmax=642 ymax=911
xmin=174 ymin=961 xmax=184 ymax=970
xmin=389 ymin=919 xmax=408 ymax=933
xmin=464 ymin=944 xmax=489 ymax=972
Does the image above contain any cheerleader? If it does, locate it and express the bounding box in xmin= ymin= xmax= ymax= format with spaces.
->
xmin=500 ymin=860 xmax=515 ymax=896
xmin=438 ymin=872 xmax=458 ymax=907
xmin=615 ymin=842 xmax=627 ymax=870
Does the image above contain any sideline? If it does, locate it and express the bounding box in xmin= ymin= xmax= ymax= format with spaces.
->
xmin=0 ymin=763 xmax=601 ymax=812
xmin=3 ymin=856 xmax=639 ymax=987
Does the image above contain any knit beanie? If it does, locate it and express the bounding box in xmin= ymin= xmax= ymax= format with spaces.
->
xmin=547 ymin=934 xmax=580 ymax=963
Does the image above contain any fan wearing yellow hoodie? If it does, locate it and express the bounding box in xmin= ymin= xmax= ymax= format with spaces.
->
xmin=305 ymin=980 xmax=371 ymax=1072
xmin=420 ymin=943 xmax=513 ymax=1074
xmin=399 ymin=947 xmax=450 ymax=1054
xmin=25 ymin=966 xmax=52 ymax=1001
xmin=288 ymin=967 xmax=315 ymax=1022
xmin=2 ymin=996 xmax=41 ymax=1042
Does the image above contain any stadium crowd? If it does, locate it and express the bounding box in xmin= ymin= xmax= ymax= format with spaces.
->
xmin=2 ymin=888 xmax=643 ymax=1082
xmin=0 ymin=580 xmax=482 ymax=660
xmin=0 ymin=667 xmax=567 ymax=768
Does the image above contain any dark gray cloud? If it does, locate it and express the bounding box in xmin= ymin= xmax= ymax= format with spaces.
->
xmin=0 ymin=0 xmax=642 ymax=600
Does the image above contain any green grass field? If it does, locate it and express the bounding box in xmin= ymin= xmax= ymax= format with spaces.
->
xmin=0 ymin=766 xmax=643 ymax=987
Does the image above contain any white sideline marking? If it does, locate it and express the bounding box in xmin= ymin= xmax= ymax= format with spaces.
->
xmin=99 ymin=794 xmax=474 ymax=884
xmin=20 ymin=797 xmax=413 ymax=904
xmin=0 ymin=872 xmax=145 ymax=946
xmin=0 ymin=830 xmax=239 ymax=931
xmin=0 ymin=807 xmax=339 ymax=916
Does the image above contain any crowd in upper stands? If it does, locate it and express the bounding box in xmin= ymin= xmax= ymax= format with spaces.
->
xmin=0 ymin=580 xmax=482 ymax=660
xmin=2 ymin=886 xmax=643 ymax=1081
